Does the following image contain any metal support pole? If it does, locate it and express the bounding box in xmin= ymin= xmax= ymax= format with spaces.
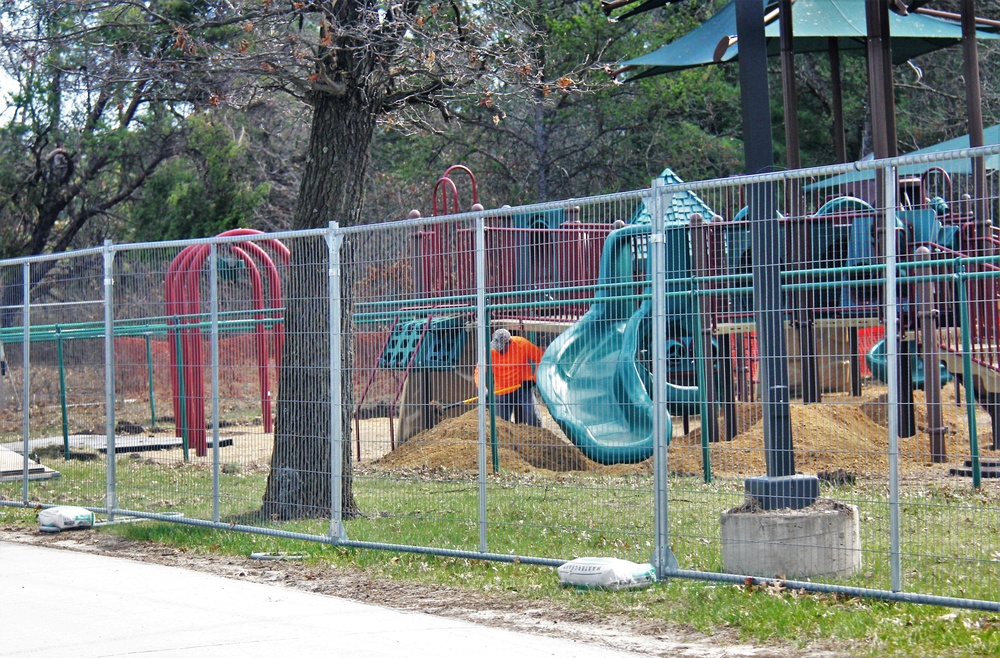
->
xmin=56 ymin=326 xmax=69 ymax=460
xmin=735 ymin=333 xmax=749 ymax=401
xmin=961 ymin=3 xmax=994 ymax=451
xmin=145 ymin=333 xmax=156 ymax=429
xmin=690 ymin=214 xmax=719 ymax=447
xmin=957 ymin=270 xmax=982 ymax=488
xmin=486 ymin=335 xmax=499 ymax=474
xmin=780 ymin=0 xmax=820 ymax=405
xmin=916 ymin=248 xmax=945 ymax=463
xmin=898 ymin=239 xmax=917 ymax=438
xmin=328 ymin=221 xmax=347 ymax=542
xmin=850 ymin=328 xmax=862 ymax=397
xmin=651 ymin=180 xmax=678 ymax=579
xmin=962 ymin=0 xmax=987 ymax=231
xmin=475 ymin=214 xmax=489 ymax=554
xmin=865 ymin=0 xmax=898 ymax=161
xmin=828 ymin=37 xmax=847 ymax=165
xmin=736 ymin=0 xmax=817 ymax=510
xmin=747 ymin=177 xmax=795 ymax=477
xmin=717 ymin=333 xmax=739 ymax=440
xmin=898 ymin=251 xmax=916 ymax=440
xmin=103 ymin=240 xmax=117 ymax=521
xmin=884 ymin=168 xmax=901 ymax=593
xmin=21 ymin=263 xmax=30 ymax=505
xmin=173 ymin=317 xmax=189 ymax=462
xmin=210 ymin=244 xmax=221 ymax=523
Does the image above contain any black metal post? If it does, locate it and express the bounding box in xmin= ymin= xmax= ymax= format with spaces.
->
xmin=735 ymin=0 xmax=817 ymax=510
xmin=780 ymin=0 xmax=820 ymax=405
xmin=916 ymin=247 xmax=946 ymax=463
xmin=865 ymin=0 xmax=916 ymax=438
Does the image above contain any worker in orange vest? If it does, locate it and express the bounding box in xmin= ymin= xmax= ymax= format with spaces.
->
xmin=474 ymin=328 xmax=544 ymax=426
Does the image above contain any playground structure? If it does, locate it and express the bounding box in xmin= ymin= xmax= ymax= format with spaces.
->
xmin=166 ymin=229 xmax=290 ymax=457
xmin=3 ymin=150 xmax=1000 ymax=612
xmin=0 ymin=231 xmax=291 ymax=466
xmin=355 ymin=162 xmax=1000 ymax=475
xmin=4 ymin=162 xmax=997 ymax=476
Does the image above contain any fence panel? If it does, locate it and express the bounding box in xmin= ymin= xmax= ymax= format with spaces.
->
xmin=3 ymin=145 xmax=1000 ymax=611
xmin=655 ymin=148 xmax=1000 ymax=608
xmin=899 ymin=156 xmax=1000 ymax=602
xmin=345 ymin=214 xmax=483 ymax=552
xmin=480 ymin=194 xmax=654 ymax=562
xmin=0 ymin=252 xmax=108 ymax=511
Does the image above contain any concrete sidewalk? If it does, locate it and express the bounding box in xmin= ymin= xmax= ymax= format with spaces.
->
xmin=1 ymin=541 xmax=643 ymax=658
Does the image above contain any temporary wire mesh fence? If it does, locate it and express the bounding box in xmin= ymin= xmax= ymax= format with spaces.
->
xmin=2 ymin=146 xmax=1000 ymax=610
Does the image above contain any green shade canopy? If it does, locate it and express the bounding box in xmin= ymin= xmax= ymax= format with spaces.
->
xmin=623 ymin=0 xmax=1000 ymax=79
xmin=805 ymin=124 xmax=1000 ymax=190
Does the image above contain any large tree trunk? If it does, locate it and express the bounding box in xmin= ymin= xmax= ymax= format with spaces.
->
xmin=261 ymin=89 xmax=378 ymax=520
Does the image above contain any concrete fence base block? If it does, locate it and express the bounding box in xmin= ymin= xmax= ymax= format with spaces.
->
xmin=720 ymin=498 xmax=861 ymax=579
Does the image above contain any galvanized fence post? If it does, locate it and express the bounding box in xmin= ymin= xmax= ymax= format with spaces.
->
xmin=650 ymin=178 xmax=677 ymax=578
xmin=476 ymin=214 xmax=489 ymax=554
xmin=210 ymin=242 xmax=221 ymax=523
xmin=103 ymin=240 xmax=117 ymax=520
xmin=328 ymin=222 xmax=347 ymax=542
xmin=20 ymin=262 xmax=30 ymax=505
xmin=884 ymin=166 xmax=901 ymax=592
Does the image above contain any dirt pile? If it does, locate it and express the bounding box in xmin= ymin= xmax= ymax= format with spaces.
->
xmin=376 ymin=410 xmax=624 ymax=474
xmin=861 ymin=389 xmax=984 ymax=437
xmin=671 ymin=391 xmax=996 ymax=478
xmin=669 ymin=401 xmax=886 ymax=477
xmin=376 ymin=391 xmax=999 ymax=479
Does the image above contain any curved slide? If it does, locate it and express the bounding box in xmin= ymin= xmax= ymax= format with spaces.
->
xmin=865 ymin=339 xmax=953 ymax=389
xmin=536 ymin=224 xmax=701 ymax=465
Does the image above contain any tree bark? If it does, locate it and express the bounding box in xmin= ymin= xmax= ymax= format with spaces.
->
xmin=262 ymin=88 xmax=379 ymax=520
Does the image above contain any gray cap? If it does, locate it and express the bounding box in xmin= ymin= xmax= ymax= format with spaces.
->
xmin=491 ymin=328 xmax=511 ymax=352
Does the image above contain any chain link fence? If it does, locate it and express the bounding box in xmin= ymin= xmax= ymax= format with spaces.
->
xmin=3 ymin=146 xmax=1000 ymax=610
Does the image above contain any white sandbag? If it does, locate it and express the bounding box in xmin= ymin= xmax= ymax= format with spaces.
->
xmin=557 ymin=557 xmax=656 ymax=590
xmin=38 ymin=506 xmax=95 ymax=531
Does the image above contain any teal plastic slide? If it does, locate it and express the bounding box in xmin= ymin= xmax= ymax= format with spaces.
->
xmin=536 ymin=224 xmax=654 ymax=464
xmin=536 ymin=219 xmax=704 ymax=465
xmin=865 ymin=338 xmax=953 ymax=389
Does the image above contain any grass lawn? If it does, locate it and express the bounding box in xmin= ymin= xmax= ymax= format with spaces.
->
xmin=3 ymin=457 xmax=1000 ymax=656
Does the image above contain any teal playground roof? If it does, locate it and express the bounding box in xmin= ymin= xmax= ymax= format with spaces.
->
xmin=806 ymin=124 xmax=1000 ymax=190
xmin=631 ymin=169 xmax=716 ymax=225
xmin=624 ymin=0 xmax=1000 ymax=79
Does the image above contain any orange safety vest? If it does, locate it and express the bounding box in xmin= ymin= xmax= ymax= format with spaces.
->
xmin=474 ymin=336 xmax=544 ymax=393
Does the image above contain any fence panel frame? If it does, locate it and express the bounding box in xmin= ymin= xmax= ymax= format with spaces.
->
xmin=3 ymin=144 xmax=1000 ymax=612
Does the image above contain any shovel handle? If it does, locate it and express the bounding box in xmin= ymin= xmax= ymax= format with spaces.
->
xmin=442 ymin=384 xmax=523 ymax=410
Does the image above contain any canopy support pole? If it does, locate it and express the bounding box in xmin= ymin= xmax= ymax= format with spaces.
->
xmin=736 ymin=0 xmax=817 ymax=510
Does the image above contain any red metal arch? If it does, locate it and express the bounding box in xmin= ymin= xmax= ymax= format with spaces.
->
xmin=165 ymin=230 xmax=289 ymax=456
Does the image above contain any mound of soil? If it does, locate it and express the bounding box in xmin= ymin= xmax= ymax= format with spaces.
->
xmin=377 ymin=390 xmax=1000 ymax=479
xmin=376 ymin=411 xmax=642 ymax=475
xmin=672 ymin=391 xmax=997 ymax=478
xmin=669 ymin=401 xmax=886 ymax=477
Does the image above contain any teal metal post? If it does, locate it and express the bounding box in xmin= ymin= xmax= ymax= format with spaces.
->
xmin=690 ymin=214 xmax=716 ymax=484
xmin=172 ymin=317 xmax=189 ymax=462
xmin=145 ymin=333 xmax=156 ymax=429
xmin=56 ymin=326 xmax=70 ymax=460
xmin=957 ymin=269 xmax=982 ymax=488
